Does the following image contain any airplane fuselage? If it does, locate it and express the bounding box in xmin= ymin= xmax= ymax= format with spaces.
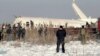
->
xmin=13 ymin=17 xmax=97 ymax=28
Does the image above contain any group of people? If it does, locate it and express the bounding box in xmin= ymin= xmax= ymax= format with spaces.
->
xmin=0 ymin=23 xmax=26 ymax=41
xmin=0 ymin=21 xmax=98 ymax=53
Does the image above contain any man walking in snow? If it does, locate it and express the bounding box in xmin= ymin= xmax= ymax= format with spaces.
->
xmin=56 ymin=26 xmax=66 ymax=53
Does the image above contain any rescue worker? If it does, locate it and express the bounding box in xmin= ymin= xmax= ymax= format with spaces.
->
xmin=56 ymin=26 xmax=66 ymax=53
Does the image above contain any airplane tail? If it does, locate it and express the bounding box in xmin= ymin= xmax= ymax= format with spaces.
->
xmin=72 ymin=0 xmax=87 ymax=19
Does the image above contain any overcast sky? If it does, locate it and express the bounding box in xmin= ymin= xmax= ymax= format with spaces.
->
xmin=0 ymin=0 xmax=100 ymax=24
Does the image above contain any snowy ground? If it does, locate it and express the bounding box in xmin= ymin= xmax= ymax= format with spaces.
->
xmin=0 ymin=41 xmax=100 ymax=56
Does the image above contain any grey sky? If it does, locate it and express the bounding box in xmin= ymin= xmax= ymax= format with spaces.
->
xmin=0 ymin=0 xmax=100 ymax=24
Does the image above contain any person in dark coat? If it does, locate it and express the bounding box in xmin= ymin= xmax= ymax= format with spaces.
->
xmin=17 ymin=23 xmax=22 ymax=40
xmin=38 ymin=27 xmax=43 ymax=37
xmin=6 ymin=24 xmax=12 ymax=34
xmin=21 ymin=28 xmax=26 ymax=39
xmin=56 ymin=26 xmax=66 ymax=53
xmin=0 ymin=30 xmax=3 ymax=41
xmin=6 ymin=24 xmax=12 ymax=41
xmin=30 ymin=20 xmax=34 ymax=29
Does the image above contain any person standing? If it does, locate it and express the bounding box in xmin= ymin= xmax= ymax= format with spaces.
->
xmin=6 ymin=24 xmax=12 ymax=41
xmin=12 ymin=24 xmax=17 ymax=40
xmin=21 ymin=27 xmax=26 ymax=39
xmin=17 ymin=23 xmax=22 ymax=40
xmin=2 ymin=25 xmax=7 ymax=41
xmin=56 ymin=26 xmax=66 ymax=53
xmin=38 ymin=27 xmax=43 ymax=37
xmin=30 ymin=20 xmax=34 ymax=29
xmin=80 ymin=25 xmax=86 ymax=44
xmin=0 ymin=29 xmax=3 ymax=41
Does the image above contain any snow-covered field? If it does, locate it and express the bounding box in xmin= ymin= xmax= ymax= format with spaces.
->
xmin=0 ymin=41 xmax=100 ymax=56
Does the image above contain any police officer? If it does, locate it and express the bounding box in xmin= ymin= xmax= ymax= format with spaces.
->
xmin=56 ymin=26 xmax=66 ymax=53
